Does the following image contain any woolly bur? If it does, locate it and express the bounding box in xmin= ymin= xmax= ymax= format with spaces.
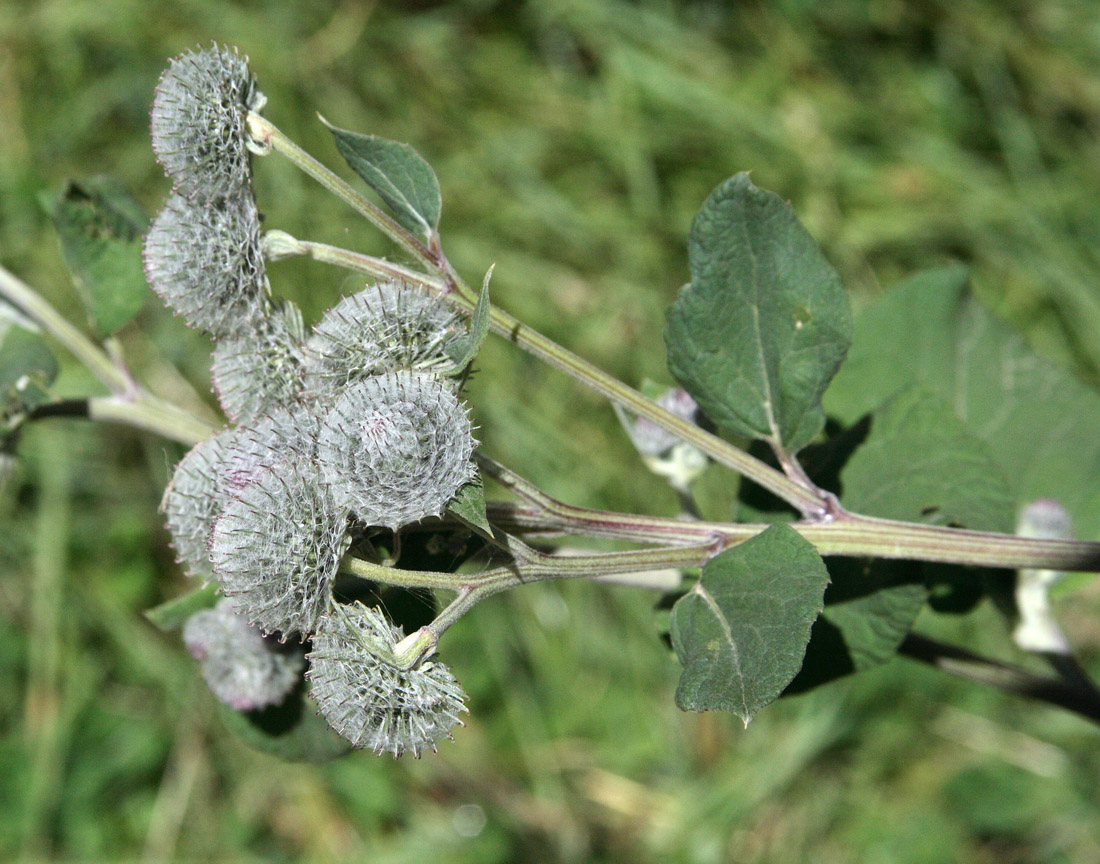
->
xmin=150 ymin=43 xmax=266 ymax=199
xmin=143 ymin=191 xmax=269 ymax=337
xmin=183 ymin=598 xmax=305 ymax=711
xmin=303 ymin=280 xmax=466 ymax=392
xmin=317 ymin=372 xmax=476 ymax=530
xmin=306 ymin=602 xmax=467 ymax=757
xmin=209 ymin=455 xmax=350 ymax=639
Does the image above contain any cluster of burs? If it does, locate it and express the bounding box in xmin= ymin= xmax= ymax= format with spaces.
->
xmin=145 ymin=45 xmax=475 ymax=757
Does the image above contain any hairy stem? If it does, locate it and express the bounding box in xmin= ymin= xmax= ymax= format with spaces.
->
xmin=478 ymin=455 xmax=1100 ymax=572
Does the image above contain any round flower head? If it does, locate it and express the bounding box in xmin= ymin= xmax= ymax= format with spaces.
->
xmin=210 ymin=455 xmax=349 ymax=639
xmin=304 ymin=281 xmax=466 ymax=395
xmin=212 ymin=301 xmax=307 ymax=425
xmin=220 ymin=403 xmax=322 ymax=495
xmin=317 ymin=372 xmax=477 ymax=529
xmin=307 ymin=602 xmax=467 ymax=757
xmin=151 ymin=43 xmax=265 ymax=198
xmin=183 ymin=598 xmax=305 ymax=711
xmin=144 ymin=190 xmax=268 ymax=337
xmin=161 ymin=427 xmax=235 ymax=580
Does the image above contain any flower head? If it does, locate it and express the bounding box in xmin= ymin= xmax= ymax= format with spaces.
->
xmin=183 ymin=598 xmax=305 ymax=711
xmin=212 ymin=301 xmax=307 ymax=424
xmin=316 ymin=372 xmax=477 ymax=529
xmin=143 ymin=190 xmax=268 ymax=337
xmin=307 ymin=602 xmax=467 ymax=757
xmin=151 ymin=43 xmax=265 ymax=198
xmin=304 ymin=281 xmax=465 ymax=394
xmin=210 ymin=455 xmax=349 ymax=639
xmin=161 ymin=428 xmax=234 ymax=580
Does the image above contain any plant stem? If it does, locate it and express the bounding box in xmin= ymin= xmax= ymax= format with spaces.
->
xmin=478 ymin=455 xmax=1100 ymax=572
xmin=247 ymin=114 xmax=435 ymax=271
xmin=0 ymin=265 xmax=132 ymax=395
xmin=286 ymin=239 xmax=445 ymax=289
xmin=87 ymin=396 xmax=215 ymax=446
xmin=899 ymin=634 xmax=1100 ymax=724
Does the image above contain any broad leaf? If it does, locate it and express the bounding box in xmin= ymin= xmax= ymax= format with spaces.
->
xmin=670 ymin=523 xmax=829 ymax=725
xmin=46 ymin=176 xmax=148 ymax=337
xmin=791 ymin=389 xmax=1014 ymax=692
xmin=0 ymin=321 xmax=58 ymax=413
xmin=841 ymin=388 xmax=1014 ymax=533
xmin=325 ymin=120 xmax=442 ymax=239
xmin=826 ymin=266 xmax=1100 ymax=538
xmin=664 ymin=173 xmax=853 ymax=454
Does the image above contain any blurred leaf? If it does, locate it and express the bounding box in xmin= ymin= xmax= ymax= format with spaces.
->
xmin=670 ymin=523 xmax=829 ymax=725
xmin=664 ymin=173 xmax=852 ymax=455
xmin=445 ymin=267 xmax=492 ymax=370
xmin=216 ymin=679 xmax=352 ymax=763
xmin=144 ymin=584 xmax=219 ymax=633
xmin=325 ymin=119 xmax=441 ymax=239
xmin=0 ymin=322 xmax=58 ymax=413
xmin=826 ymin=267 xmax=1100 ymax=538
xmin=45 ymin=176 xmax=148 ymax=337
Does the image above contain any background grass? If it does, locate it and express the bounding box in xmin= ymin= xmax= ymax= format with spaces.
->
xmin=4 ymin=0 xmax=1100 ymax=861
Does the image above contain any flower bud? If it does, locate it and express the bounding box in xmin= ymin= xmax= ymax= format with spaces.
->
xmin=307 ymin=602 xmax=467 ymax=757
xmin=143 ymin=191 xmax=268 ymax=337
xmin=212 ymin=301 xmax=307 ymax=425
xmin=304 ymin=281 xmax=465 ymax=394
xmin=210 ymin=455 xmax=349 ymax=639
xmin=161 ymin=428 xmax=234 ymax=580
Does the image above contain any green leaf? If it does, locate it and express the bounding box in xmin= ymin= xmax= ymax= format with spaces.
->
xmin=791 ymin=389 xmax=1015 ymax=693
xmin=144 ymin=584 xmax=219 ymax=632
xmin=324 ymin=119 xmax=442 ymax=239
xmin=0 ymin=321 xmax=58 ymax=412
xmin=216 ymin=679 xmax=352 ymax=763
xmin=444 ymin=266 xmax=492 ymax=371
xmin=46 ymin=176 xmax=149 ymax=337
xmin=664 ymin=173 xmax=853 ymax=454
xmin=669 ymin=523 xmax=829 ymax=725
xmin=446 ymin=475 xmax=492 ymax=537
xmin=825 ymin=266 xmax=1100 ymax=537
xmin=841 ymin=388 xmax=1015 ymax=533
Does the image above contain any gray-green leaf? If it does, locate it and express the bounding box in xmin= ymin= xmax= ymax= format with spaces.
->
xmin=664 ymin=173 xmax=852 ymax=454
xmin=46 ymin=176 xmax=148 ymax=337
xmin=669 ymin=523 xmax=829 ymax=725
xmin=325 ymin=120 xmax=442 ymax=239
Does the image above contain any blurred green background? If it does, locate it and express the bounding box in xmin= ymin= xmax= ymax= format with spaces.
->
xmin=4 ymin=0 xmax=1100 ymax=861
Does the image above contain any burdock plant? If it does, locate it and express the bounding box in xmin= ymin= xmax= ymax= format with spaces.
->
xmin=7 ymin=42 xmax=1100 ymax=762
